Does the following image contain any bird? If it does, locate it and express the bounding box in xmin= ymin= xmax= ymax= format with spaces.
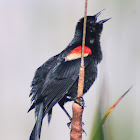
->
xmin=28 ymin=10 xmax=110 ymax=140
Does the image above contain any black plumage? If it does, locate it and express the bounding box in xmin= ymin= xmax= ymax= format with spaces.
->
xmin=28 ymin=10 xmax=110 ymax=140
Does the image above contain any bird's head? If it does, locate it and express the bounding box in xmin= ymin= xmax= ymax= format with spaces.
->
xmin=75 ymin=9 xmax=111 ymax=39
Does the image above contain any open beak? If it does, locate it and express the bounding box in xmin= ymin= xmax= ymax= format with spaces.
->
xmin=94 ymin=9 xmax=105 ymax=18
xmin=94 ymin=9 xmax=111 ymax=24
xmin=98 ymin=18 xmax=111 ymax=24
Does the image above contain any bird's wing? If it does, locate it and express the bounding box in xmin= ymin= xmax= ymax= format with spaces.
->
xmin=29 ymin=55 xmax=59 ymax=102
xmin=28 ymin=56 xmax=91 ymax=114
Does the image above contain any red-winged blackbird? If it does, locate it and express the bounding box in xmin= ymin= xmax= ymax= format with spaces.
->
xmin=28 ymin=10 xmax=110 ymax=140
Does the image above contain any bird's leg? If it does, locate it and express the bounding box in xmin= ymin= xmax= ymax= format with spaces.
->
xmin=65 ymin=96 xmax=86 ymax=126
xmin=60 ymin=104 xmax=85 ymax=129
xmin=59 ymin=104 xmax=73 ymax=128
xmin=59 ymin=97 xmax=86 ymax=133
xmin=59 ymin=105 xmax=72 ymax=121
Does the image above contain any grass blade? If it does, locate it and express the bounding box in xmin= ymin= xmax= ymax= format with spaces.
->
xmin=91 ymin=86 xmax=132 ymax=140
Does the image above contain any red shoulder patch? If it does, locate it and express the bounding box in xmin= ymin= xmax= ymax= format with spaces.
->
xmin=65 ymin=46 xmax=92 ymax=61
xmin=70 ymin=46 xmax=92 ymax=55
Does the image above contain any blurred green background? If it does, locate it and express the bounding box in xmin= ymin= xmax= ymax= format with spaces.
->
xmin=0 ymin=0 xmax=139 ymax=140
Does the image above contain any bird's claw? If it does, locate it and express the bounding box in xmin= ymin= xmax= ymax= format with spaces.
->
xmin=74 ymin=97 xmax=85 ymax=109
xmin=67 ymin=121 xmax=71 ymax=128
xmin=66 ymin=96 xmax=85 ymax=108
xmin=83 ymin=129 xmax=87 ymax=135
xmin=67 ymin=121 xmax=85 ymax=129
xmin=67 ymin=121 xmax=87 ymax=135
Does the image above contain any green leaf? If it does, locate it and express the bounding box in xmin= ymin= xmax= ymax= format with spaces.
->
xmin=91 ymin=86 xmax=132 ymax=140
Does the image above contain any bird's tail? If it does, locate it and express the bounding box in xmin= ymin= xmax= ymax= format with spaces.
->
xmin=30 ymin=103 xmax=44 ymax=140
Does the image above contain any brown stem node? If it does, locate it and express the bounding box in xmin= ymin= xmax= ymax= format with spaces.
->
xmin=70 ymin=103 xmax=83 ymax=140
